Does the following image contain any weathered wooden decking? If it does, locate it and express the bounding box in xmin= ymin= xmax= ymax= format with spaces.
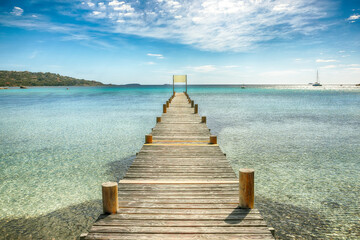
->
xmin=85 ymin=92 xmax=274 ymax=239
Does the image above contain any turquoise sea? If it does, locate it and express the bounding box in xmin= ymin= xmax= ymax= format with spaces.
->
xmin=0 ymin=85 xmax=359 ymax=239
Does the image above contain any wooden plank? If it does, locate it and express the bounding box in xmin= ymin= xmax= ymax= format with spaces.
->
xmin=103 ymin=214 xmax=265 ymax=220
xmin=115 ymin=208 xmax=260 ymax=214
xmin=88 ymin=226 xmax=272 ymax=234
xmin=118 ymin=203 xmax=242 ymax=209
xmin=94 ymin=220 xmax=268 ymax=227
xmin=86 ymin=233 xmax=274 ymax=240
xmin=119 ymin=179 xmax=238 ymax=184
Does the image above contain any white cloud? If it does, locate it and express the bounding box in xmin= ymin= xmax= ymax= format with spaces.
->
xmin=83 ymin=0 xmax=331 ymax=52
xmin=316 ymin=59 xmax=337 ymax=63
xmin=347 ymin=14 xmax=360 ymax=21
xmin=191 ymin=65 xmax=216 ymax=72
xmin=348 ymin=67 xmax=360 ymax=72
xmin=224 ymin=65 xmax=240 ymax=68
xmin=273 ymin=4 xmax=293 ymax=12
xmin=320 ymin=65 xmax=337 ymax=69
xmin=147 ymin=53 xmax=164 ymax=59
xmin=259 ymin=70 xmax=298 ymax=77
xmin=11 ymin=7 xmax=24 ymax=16
xmin=92 ymin=11 xmax=102 ymax=16
xmin=98 ymin=2 xmax=106 ymax=10
xmin=109 ymin=0 xmax=125 ymax=6
xmin=114 ymin=4 xmax=133 ymax=11
xmin=146 ymin=61 xmax=156 ymax=65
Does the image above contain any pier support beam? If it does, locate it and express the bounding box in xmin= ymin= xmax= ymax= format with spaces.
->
xmin=145 ymin=134 xmax=153 ymax=143
xmin=102 ymin=182 xmax=118 ymax=214
xmin=210 ymin=135 xmax=217 ymax=144
xmin=163 ymin=104 xmax=167 ymax=113
xmin=201 ymin=116 xmax=206 ymax=123
xmin=191 ymin=100 xmax=194 ymax=108
xmin=194 ymin=104 xmax=198 ymax=114
xmin=156 ymin=117 xmax=161 ymax=123
xmin=239 ymin=169 xmax=254 ymax=209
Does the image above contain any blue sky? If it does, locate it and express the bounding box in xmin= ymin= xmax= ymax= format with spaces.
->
xmin=0 ymin=0 xmax=360 ymax=84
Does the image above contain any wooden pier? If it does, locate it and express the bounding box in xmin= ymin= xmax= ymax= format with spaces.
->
xmin=84 ymin=92 xmax=274 ymax=239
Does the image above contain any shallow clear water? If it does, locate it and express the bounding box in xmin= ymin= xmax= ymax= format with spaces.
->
xmin=1 ymin=86 xmax=359 ymax=239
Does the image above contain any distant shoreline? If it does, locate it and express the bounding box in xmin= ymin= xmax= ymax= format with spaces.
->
xmin=2 ymin=84 xmax=359 ymax=91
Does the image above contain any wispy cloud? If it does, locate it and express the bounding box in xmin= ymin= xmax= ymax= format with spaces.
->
xmin=189 ymin=65 xmax=217 ymax=72
xmin=81 ymin=0 xmax=332 ymax=52
xmin=347 ymin=14 xmax=360 ymax=22
xmin=347 ymin=67 xmax=360 ymax=72
xmin=29 ymin=50 xmax=39 ymax=59
xmin=0 ymin=0 xmax=335 ymax=52
xmin=147 ymin=53 xmax=164 ymax=59
xmin=316 ymin=59 xmax=337 ymax=63
xmin=0 ymin=11 xmax=115 ymax=49
xmin=224 ymin=65 xmax=240 ymax=69
xmin=11 ymin=7 xmax=24 ymax=16
xmin=320 ymin=65 xmax=337 ymax=69
xmin=259 ymin=70 xmax=298 ymax=77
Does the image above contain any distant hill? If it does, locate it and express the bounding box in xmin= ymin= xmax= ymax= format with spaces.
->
xmin=0 ymin=71 xmax=105 ymax=87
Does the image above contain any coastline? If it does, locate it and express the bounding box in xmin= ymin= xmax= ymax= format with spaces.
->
xmin=1 ymin=84 xmax=359 ymax=91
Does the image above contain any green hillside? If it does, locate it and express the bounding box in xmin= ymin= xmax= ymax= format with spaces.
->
xmin=0 ymin=71 xmax=105 ymax=86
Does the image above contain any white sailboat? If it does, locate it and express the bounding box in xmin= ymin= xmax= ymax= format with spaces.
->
xmin=312 ymin=70 xmax=322 ymax=86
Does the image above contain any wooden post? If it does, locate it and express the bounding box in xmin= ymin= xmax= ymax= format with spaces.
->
xmin=239 ymin=169 xmax=254 ymax=209
xmin=166 ymin=101 xmax=169 ymax=108
xmin=194 ymin=104 xmax=198 ymax=114
xmin=191 ymin=100 xmax=194 ymax=108
xmin=173 ymin=75 xmax=174 ymax=94
xmin=201 ymin=116 xmax=206 ymax=123
xmin=269 ymin=227 xmax=275 ymax=237
xmin=156 ymin=117 xmax=161 ymax=123
xmin=145 ymin=134 xmax=152 ymax=143
xmin=102 ymin=182 xmax=118 ymax=214
xmin=163 ymin=104 xmax=167 ymax=113
xmin=210 ymin=135 xmax=217 ymax=144
xmin=80 ymin=233 xmax=88 ymax=240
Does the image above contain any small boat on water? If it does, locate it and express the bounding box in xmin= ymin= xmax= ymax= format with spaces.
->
xmin=312 ymin=70 xmax=322 ymax=86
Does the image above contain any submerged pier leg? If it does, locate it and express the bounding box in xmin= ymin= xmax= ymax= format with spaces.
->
xmin=102 ymin=182 xmax=118 ymax=214
xmin=239 ymin=169 xmax=254 ymax=209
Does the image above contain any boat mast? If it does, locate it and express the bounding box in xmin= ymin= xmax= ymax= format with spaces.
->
xmin=317 ymin=70 xmax=319 ymax=83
